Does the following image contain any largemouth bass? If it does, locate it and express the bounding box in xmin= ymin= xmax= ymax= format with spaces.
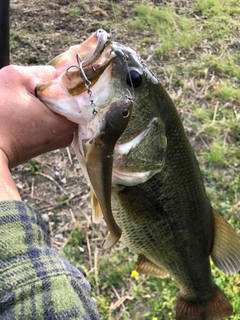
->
xmin=36 ymin=29 xmax=240 ymax=320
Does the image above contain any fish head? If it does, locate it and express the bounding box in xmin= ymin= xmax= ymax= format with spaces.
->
xmin=36 ymin=29 xmax=160 ymax=127
xmin=85 ymin=98 xmax=133 ymax=152
xmin=36 ymin=29 xmax=167 ymax=183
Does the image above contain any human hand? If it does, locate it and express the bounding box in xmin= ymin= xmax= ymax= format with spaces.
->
xmin=0 ymin=65 xmax=77 ymax=168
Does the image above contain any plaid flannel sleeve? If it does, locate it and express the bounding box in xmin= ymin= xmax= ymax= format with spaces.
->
xmin=0 ymin=201 xmax=100 ymax=320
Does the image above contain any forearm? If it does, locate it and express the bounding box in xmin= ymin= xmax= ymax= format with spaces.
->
xmin=0 ymin=149 xmax=21 ymax=200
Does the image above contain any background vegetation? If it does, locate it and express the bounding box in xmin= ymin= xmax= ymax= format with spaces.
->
xmin=10 ymin=0 xmax=239 ymax=319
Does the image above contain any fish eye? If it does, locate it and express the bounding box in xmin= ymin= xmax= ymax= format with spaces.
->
xmin=122 ymin=108 xmax=129 ymax=118
xmin=126 ymin=70 xmax=142 ymax=88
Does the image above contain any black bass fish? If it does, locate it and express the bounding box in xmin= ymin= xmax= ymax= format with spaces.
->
xmin=36 ymin=29 xmax=240 ymax=320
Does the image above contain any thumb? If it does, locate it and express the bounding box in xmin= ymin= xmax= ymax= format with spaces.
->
xmin=15 ymin=65 xmax=59 ymax=94
xmin=30 ymin=65 xmax=58 ymax=84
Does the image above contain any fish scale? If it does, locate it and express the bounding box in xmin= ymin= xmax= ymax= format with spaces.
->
xmin=112 ymin=183 xmax=214 ymax=299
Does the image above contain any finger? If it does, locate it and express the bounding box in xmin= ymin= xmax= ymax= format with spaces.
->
xmin=0 ymin=65 xmax=58 ymax=95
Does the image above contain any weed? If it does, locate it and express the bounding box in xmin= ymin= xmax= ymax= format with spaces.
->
xmin=62 ymin=227 xmax=87 ymax=270
xmin=57 ymin=194 xmax=69 ymax=202
xmin=68 ymin=7 xmax=81 ymax=18
xmin=27 ymin=160 xmax=42 ymax=173
xmin=206 ymin=141 xmax=227 ymax=166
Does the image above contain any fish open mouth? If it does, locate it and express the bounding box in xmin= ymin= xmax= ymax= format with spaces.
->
xmin=49 ymin=29 xmax=113 ymax=73
xmin=58 ymin=29 xmax=116 ymax=97
xmin=36 ymin=29 xmax=116 ymax=123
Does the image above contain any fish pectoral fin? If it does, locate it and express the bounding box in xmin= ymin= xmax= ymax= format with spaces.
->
xmin=211 ymin=210 xmax=240 ymax=275
xmin=136 ymin=254 xmax=169 ymax=278
xmin=90 ymin=191 xmax=102 ymax=223
xmin=176 ymin=284 xmax=232 ymax=320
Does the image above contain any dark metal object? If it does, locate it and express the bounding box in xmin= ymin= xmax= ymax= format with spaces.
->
xmin=0 ymin=0 xmax=10 ymax=68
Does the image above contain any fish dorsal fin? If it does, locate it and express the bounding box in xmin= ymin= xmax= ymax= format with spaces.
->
xmin=136 ymin=254 xmax=169 ymax=278
xmin=211 ymin=210 xmax=240 ymax=275
xmin=90 ymin=190 xmax=102 ymax=223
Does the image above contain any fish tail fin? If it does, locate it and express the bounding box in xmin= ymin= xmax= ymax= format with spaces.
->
xmin=176 ymin=284 xmax=233 ymax=320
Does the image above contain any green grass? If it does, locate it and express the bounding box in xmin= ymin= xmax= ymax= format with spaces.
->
xmin=131 ymin=3 xmax=201 ymax=58
xmin=62 ymin=226 xmax=88 ymax=271
xmin=68 ymin=7 xmax=81 ymax=18
xmin=27 ymin=159 xmax=43 ymax=173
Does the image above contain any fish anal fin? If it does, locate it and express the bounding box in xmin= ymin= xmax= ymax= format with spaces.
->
xmin=211 ymin=210 xmax=240 ymax=275
xmin=91 ymin=191 xmax=102 ymax=223
xmin=136 ymin=254 xmax=169 ymax=278
xmin=176 ymin=284 xmax=233 ymax=320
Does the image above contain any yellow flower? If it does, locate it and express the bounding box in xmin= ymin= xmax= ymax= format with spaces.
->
xmin=131 ymin=270 xmax=139 ymax=280
xmin=84 ymin=268 xmax=88 ymax=276
xmin=152 ymin=317 xmax=158 ymax=320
